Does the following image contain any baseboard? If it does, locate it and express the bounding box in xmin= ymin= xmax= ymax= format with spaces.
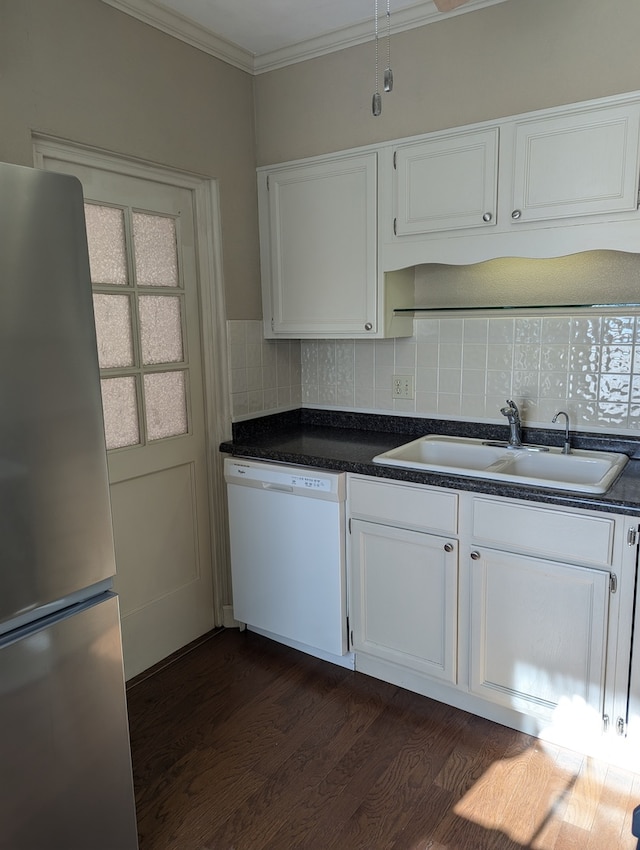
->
xmin=222 ymin=604 xmax=241 ymax=629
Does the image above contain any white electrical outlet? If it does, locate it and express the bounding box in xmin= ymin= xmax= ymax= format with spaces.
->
xmin=393 ymin=374 xmax=414 ymax=399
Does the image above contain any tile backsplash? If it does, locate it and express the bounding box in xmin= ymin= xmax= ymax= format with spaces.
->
xmin=228 ymin=313 xmax=640 ymax=433
xmin=227 ymin=320 xmax=301 ymax=419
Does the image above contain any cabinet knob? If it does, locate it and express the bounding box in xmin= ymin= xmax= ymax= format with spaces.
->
xmin=482 ymin=212 xmax=492 ymax=222
xmin=470 ymin=551 xmax=481 ymax=560
xmin=444 ymin=543 xmax=454 ymax=552
xmin=511 ymin=209 xmax=522 ymax=220
xmin=364 ymin=322 xmax=373 ymax=331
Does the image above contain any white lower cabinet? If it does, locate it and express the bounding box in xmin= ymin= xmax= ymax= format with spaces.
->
xmin=350 ymin=520 xmax=457 ymax=684
xmin=347 ymin=474 xmax=638 ymax=758
xmin=627 ymin=585 xmax=640 ymax=744
xmin=467 ymin=545 xmax=609 ymax=722
xmin=465 ymin=495 xmax=616 ymax=726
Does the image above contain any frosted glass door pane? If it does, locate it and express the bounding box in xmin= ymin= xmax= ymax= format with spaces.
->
xmin=100 ymin=377 xmax=140 ymax=449
xmin=144 ymin=371 xmax=187 ymax=440
xmin=132 ymin=212 xmax=178 ymax=287
xmin=139 ymin=296 xmax=183 ymax=365
xmin=93 ymin=294 xmax=134 ymax=368
xmin=88 ymin=198 xmax=191 ymax=449
xmin=84 ymin=204 xmax=128 ymax=285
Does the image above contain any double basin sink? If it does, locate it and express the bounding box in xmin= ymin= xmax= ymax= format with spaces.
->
xmin=373 ymin=435 xmax=629 ymax=494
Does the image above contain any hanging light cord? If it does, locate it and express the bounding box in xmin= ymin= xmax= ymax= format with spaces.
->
xmin=384 ymin=0 xmax=393 ymax=93
xmin=373 ymin=0 xmax=393 ymax=112
xmin=375 ymin=0 xmax=379 ymax=92
xmin=387 ymin=0 xmax=391 ymax=76
xmin=372 ymin=0 xmax=382 ymax=115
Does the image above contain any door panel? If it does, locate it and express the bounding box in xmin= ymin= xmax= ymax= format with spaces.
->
xmin=38 ymin=156 xmax=215 ymax=678
xmin=111 ymin=465 xmax=200 ymax=609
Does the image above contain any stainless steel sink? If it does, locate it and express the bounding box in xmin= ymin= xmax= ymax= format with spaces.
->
xmin=372 ymin=435 xmax=629 ymax=494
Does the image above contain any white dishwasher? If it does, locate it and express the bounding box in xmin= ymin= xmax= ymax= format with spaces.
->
xmin=224 ymin=458 xmax=354 ymax=669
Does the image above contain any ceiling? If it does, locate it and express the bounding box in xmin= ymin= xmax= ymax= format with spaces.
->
xmin=102 ymin=0 xmax=509 ymax=73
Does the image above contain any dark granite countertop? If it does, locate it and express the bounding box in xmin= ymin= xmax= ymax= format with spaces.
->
xmin=219 ymin=409 xmax=640 ymax=518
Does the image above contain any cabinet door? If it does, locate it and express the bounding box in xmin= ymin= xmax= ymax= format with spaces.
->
xmin=510 ymin=103 xmax=640 ymax=223
xmin=350 ymin=520 xmax=458 ymax=683
xmin=468 ymin=546 xmax=610 ymax=723
xmin=266 ymin=152 xmax=377 ymax=336
xmin=394 ymin=127 xmax=498 ymax=235
xmin=628 ymin=635 xmax=640 ymax=744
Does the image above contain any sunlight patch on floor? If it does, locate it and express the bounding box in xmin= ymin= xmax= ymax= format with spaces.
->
xmin=452 ymin=728 xmax=640 ymax=849
xmin=452 ymin=742 xmax=568 ymax=848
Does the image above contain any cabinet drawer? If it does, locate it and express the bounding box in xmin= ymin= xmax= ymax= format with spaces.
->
xmin=349 ymin=477 xmax=457 ymax=534
xmin=471 ymin=497 xmax=615 ymax=566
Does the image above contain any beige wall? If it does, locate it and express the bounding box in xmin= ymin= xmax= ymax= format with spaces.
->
xmin=4 ymin=0 xmax=640 ymax=324
xmin=1 ymin=0 xmax=262 ymax=319
xmin=254 ymin=0 xmax=640 ymax=166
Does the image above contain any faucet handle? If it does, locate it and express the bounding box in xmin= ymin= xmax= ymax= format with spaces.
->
xmin=501 ymin=399 xmax=520 ymax=421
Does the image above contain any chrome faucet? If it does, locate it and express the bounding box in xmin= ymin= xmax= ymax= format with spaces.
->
xmin=552 ymin=410 xmax=572 ymax=454
xmin=500 ymin=399 xmax=523 ymax=448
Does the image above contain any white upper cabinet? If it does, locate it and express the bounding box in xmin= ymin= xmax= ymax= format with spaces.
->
xmin=262 ymin=152 xmax=376 ymax=337
xmin=394 ymin=128 xmax=499 ymax=235
xmin=258 ymin=92 xmax=640 ymax=336
xmin=509 ymin=103 xmax=640 ymax=224
xmin=380 ymin=92 xmax=640 ymax=268
xmin=258 ymin=151 xmax=413 ymax=339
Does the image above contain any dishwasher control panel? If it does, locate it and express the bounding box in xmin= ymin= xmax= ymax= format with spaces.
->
xmin=224 ymin=459 xmax=345 ymax=501
xmin=291 ymin=474 xmax=331 ymax=492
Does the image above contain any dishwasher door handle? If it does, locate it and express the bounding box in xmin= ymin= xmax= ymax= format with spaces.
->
xmin=262 ymin=483 xmax=294 ymax=493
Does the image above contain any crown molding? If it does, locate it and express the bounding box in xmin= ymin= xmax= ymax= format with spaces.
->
xmin=254 ymin=0 xmax=508 ymax=73
xmin=101 ymin=0 xmax=508 ymax=75
xmin=102 ymin=0 xmax=255 ymax=72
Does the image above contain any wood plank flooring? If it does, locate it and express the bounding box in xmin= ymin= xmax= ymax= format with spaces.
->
xmin=127 ymin=629 xmax=640 ymax=850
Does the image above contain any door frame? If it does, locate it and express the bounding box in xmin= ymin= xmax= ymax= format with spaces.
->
xmin=32 ymin=134 xmax=232 ymax=626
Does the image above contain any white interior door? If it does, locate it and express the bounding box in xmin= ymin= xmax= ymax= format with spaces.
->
xmin=37 ymin=155 xmax=216 ymax=679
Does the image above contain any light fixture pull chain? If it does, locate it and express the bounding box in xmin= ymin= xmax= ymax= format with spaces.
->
xmin=372 ymin=0 xmax=382 ymax=116
xmin=384 ymin=0 xmax=393 ymax=92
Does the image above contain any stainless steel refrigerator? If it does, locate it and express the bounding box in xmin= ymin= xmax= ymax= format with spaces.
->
xmin=0 ymin=162 xmax=139 ymax=849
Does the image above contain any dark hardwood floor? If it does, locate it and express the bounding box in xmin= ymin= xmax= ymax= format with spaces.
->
xmin=127 ymin=629 xmax=640 ymax=850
